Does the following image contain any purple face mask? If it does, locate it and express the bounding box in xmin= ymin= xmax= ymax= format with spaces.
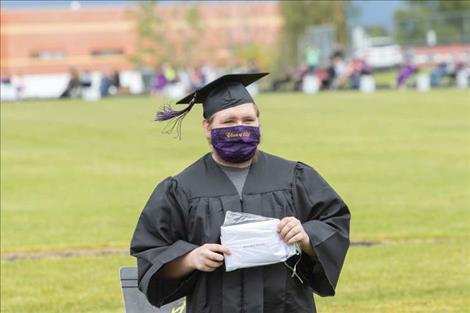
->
xmin=211 ymin=125 xmax=260 ymax=163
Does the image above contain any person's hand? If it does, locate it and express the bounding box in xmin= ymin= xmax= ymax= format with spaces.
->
xmin=277 ymin=216 xmax=309 ymax=247
xmin=187 ymin=244 xmax=231 ymax=272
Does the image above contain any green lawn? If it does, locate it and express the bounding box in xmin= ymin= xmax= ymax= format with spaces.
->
xmin=1 ymin=90 xmax=469 ymax=312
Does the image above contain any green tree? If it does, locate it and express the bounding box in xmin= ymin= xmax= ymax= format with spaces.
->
xmin=127 ymin=1 xmax=174 ymax=68
xmin=278 ymin=1 xmax=350 ymax=68
xmin=430 ymin=1 xmax=470 ymax=11
xmin=365 ymin=25 xmax=389 ymax=37
xmin=128 ymin=2 xmax=204 ymax=67
xmin=234 ymin=44 xmax=275 ymax=70
xmin=394 ymin=1 xmax=470 ymax=46
xmin=181 ymin=5 xmax=203 ymax=66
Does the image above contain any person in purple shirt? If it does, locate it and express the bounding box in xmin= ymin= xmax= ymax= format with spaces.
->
xmin=397 ymin=62 xmax=417 ymax=88
xmin=152 ymin=65 xmax=167 ymax=95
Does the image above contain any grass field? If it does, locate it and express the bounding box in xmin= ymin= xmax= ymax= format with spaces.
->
xmin=1 ymin=89 xmax=469 ymax=312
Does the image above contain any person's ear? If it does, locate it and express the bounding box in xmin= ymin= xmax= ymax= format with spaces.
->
xmin=202 ymin=119 xmax=211 ymax=139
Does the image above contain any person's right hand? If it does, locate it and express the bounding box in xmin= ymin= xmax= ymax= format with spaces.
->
xmin=187 ymin=244 xmax=231 ymax=272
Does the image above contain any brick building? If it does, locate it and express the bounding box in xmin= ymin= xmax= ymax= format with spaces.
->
xmin=1 ymin=3 xmax=282 ymax=76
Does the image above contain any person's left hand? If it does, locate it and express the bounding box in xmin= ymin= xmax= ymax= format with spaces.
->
xmin=277 ymin=216 xmax=309 ymax=246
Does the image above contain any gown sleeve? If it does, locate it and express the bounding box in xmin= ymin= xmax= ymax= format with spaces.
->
xmin=293 ymin=162 xmax=351 ymax=297
xmin=130 ymin=177 xmax=199 ymax=307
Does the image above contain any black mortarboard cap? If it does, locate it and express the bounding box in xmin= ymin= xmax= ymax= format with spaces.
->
xmin=156 ymin=72 xmax=269 ymax=137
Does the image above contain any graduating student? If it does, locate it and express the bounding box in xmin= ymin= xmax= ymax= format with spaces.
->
xmin=130 ymin=73 xmax=350 ymax=313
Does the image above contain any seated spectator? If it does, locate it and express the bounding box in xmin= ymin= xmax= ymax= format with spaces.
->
xmin=152 ymin=65 xmax=167 ymax=95
xmin=190 ymin=67 xmax=206 ymax=90
xmin=270 ymin=71 xmax=292 ymax=92
xmin=110 ymin=70 xmax=121 ymax=90
xmin=80 ymin=70 xmax=92 ymax=88
xmin=164 ymin=63 xmax=178 ymax=84
xmin=396 ymin=62 xmax=417 ymax=88
xmin=430 ymin=63 xmax=447 ymax=87
xmin=60 ymin=68 xmax=81 ymax=98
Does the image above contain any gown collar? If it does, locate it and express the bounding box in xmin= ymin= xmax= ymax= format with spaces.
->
xmin=204 ymin=150 xmax=264 ymax=197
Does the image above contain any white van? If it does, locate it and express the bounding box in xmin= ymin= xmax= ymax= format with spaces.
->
xmin=358 ymin=37 xmax=404 ymax=69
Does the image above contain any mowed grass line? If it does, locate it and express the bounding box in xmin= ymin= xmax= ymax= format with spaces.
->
xmin=1 ymin=241 xmax=468 ymax=313
xmin=1 ymin=90 xmax=469 ymax=312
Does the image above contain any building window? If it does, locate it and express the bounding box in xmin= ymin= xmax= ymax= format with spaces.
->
xmin=30 ymin=51 xmax=65 ymax=60
xmin=90 ymin=49 xmax=124 ymax=57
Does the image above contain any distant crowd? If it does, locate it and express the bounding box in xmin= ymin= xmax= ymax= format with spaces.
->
xmin=395 ymin=61 xmax=469 ymax=89
xmin=1 ymin=54 xmax=469 ymax=102
xmin=270 ymin=47 xmax=470 ymax=92
xmin=55 ymin=57 xmax=470 ymax=100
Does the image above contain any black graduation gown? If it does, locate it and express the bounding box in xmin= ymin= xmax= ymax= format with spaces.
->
xmin=130 ymin=151 xmax=350 ymax=313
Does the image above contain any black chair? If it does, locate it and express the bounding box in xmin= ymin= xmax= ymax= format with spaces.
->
xmin=119 ymin=267 xmax=186 ymax=313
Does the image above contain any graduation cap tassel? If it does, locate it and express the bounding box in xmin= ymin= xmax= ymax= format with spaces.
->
xmin=155 ymin=93 xmax=197 ymax=139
